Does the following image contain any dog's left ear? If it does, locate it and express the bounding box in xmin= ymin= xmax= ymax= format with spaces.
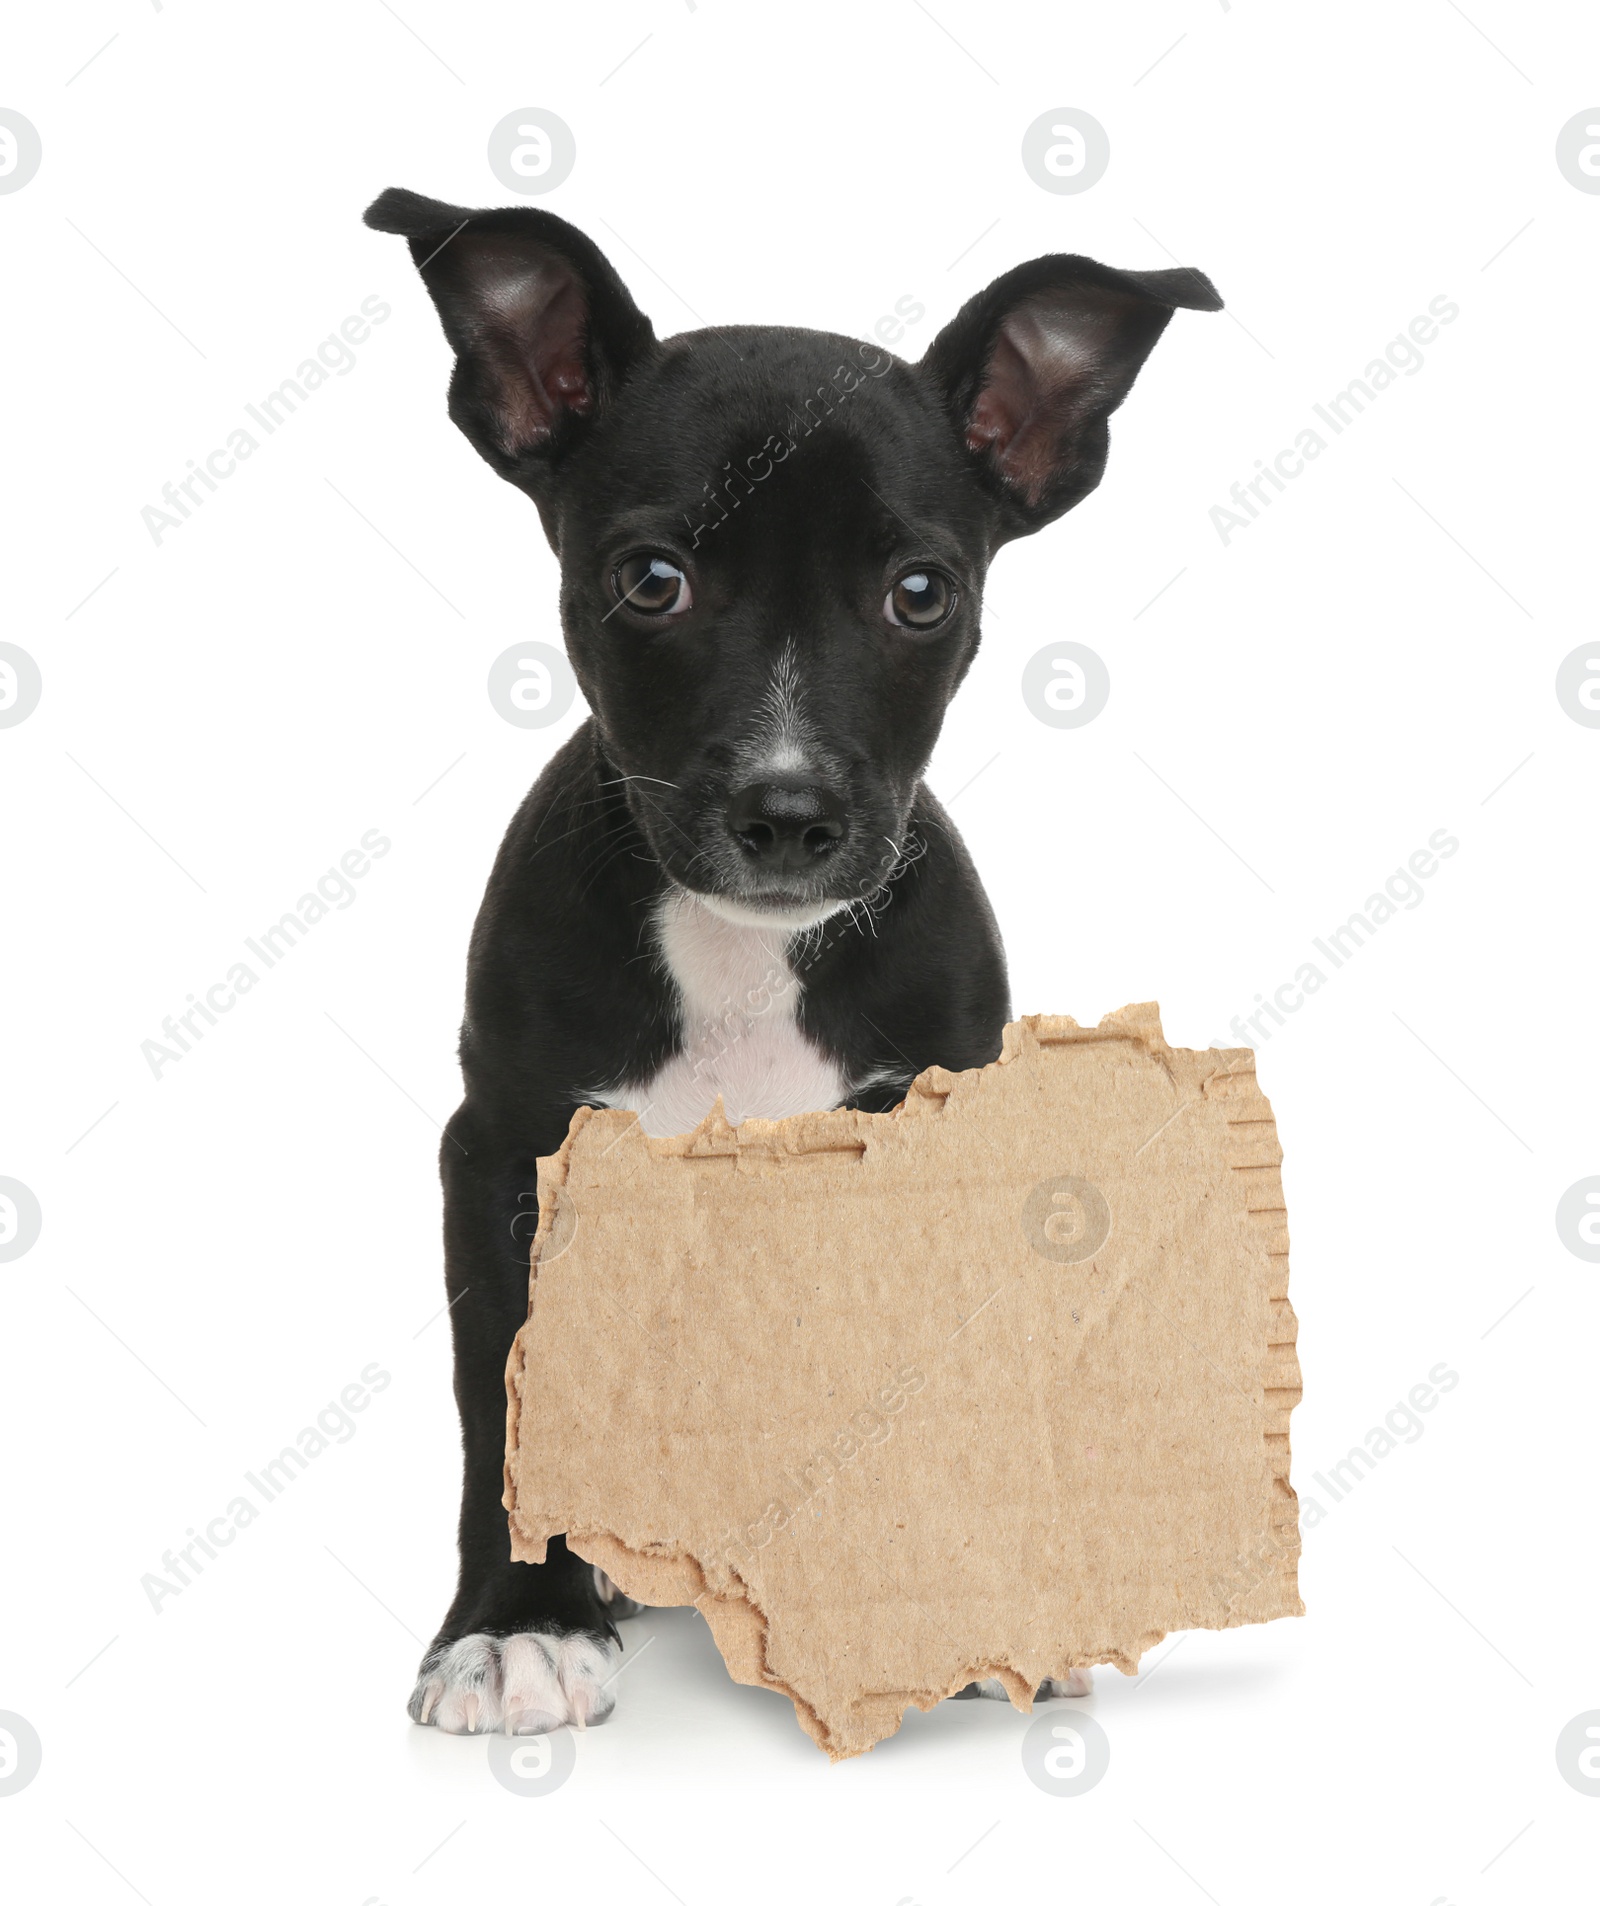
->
xmin=920 ymin=254 xmax=1222 ymax=536
xmin=363 ymin=187 xmax=655 ymax=501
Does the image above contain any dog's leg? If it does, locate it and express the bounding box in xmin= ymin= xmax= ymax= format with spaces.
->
xmin=407 ymin=1103 xmax=622 ymax=1735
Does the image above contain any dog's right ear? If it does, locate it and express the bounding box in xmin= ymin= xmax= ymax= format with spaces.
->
xmin=363 ymin=188 xmax=655 ymax=498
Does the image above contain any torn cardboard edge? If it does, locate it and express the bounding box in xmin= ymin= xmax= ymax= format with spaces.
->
xmin=503 ymin=1003 xmax=1302 ymax=1759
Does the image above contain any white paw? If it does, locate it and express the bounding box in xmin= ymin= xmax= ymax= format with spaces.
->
xmin=1041 ymin=1668 xmax=1094 ymax=1699
xmin=409 ymin=1631 xmax=621 ymax=1735
xmin=970 ymin=1666 xmax=1094 ymax=1701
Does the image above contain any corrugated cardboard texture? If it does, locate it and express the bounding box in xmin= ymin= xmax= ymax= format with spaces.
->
xmin=504 ymin=1003 xmax=1302 ymax=1759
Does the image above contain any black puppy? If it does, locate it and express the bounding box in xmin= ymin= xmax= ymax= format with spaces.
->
xmin=365 ymin=187 xmax=1220 ymax=1735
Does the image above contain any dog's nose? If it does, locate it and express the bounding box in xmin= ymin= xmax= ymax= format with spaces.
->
xmin=726 ymin=779 xmax=847 ymax=871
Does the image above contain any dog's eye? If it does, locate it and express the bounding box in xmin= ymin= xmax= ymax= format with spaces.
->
xmin=613 ymin=552 xmax=692 ymax=617
xmin=885 ymin=569 xmax=956 ymax=631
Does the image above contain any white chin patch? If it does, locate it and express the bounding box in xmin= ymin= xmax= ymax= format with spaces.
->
xmin=697 ymin=892 xmax=849 ymax=931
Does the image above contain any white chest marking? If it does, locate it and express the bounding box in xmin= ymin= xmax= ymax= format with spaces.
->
xmin=592 ymin=891 xmax=846 ymax=1137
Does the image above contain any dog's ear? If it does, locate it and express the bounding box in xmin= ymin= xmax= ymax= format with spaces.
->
xmin=920 ymin=254 xmax=1222 ymax=535
xmin=363 ymin=188 xmax=655 ymax=497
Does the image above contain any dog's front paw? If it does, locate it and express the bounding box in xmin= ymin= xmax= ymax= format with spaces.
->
xmin=959 ymin=1667 xmax=1094 ymax=1702
xmin=408 ymin=1630 xmax=620 ymax=1735
xmin=1038 ymin=1668 xmax=1094 ymax=1699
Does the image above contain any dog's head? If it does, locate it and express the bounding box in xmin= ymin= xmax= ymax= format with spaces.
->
xmin=366 ymin=188 xmax=1220 ymax=927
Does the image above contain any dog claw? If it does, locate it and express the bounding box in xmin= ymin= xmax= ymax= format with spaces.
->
xmin=419 ymin=1683 xmax=440 ymax=1725
xmin=507 ymin=1704 xmax=562 ymax=1736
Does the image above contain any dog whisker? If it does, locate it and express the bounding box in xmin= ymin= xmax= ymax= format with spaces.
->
xmin=596 ymin=773 xmax=683 ymax=793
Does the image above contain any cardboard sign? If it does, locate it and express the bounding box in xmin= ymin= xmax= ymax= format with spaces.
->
xmin=504 ymin=1004 xmax=1302 ymax=1759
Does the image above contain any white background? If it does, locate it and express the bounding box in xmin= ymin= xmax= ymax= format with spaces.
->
xmin=3 ymin=1 xmax=1597 ymax=1899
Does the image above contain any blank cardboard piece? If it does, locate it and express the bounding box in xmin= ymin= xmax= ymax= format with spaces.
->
xmin=505 ymin=1004 xmax=1302 ymax=1759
